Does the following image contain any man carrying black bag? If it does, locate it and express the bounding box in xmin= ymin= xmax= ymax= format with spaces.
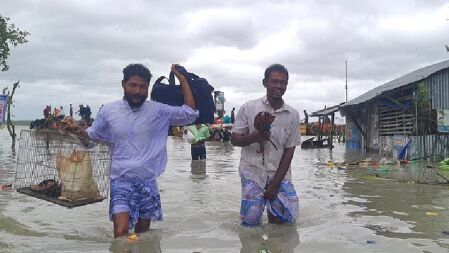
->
xmin=63 ymin=63 xmax=198 ymax=238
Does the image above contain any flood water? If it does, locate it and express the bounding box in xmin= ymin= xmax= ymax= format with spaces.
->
xmin=1 ymin=126 xmax=449 ymax=252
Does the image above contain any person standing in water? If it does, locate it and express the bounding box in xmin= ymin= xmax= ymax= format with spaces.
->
xmin=65 ymin=63 xmax=197 ymax=237
xmin=187 ymin=123 xmax=210 ymax=160
xmin=231 ymin=63 xmax=301 ymax=226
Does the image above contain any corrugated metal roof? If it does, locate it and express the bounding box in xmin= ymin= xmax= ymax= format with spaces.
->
xmin=310 ymin=103 xmax=344 ymax=117
xmin=342 ymin=59 xmax=449 ymax=107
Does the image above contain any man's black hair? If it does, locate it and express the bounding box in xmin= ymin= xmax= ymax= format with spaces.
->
xmin=264 ymin=63 xmax=289 ymax=81
xmin=123 ymin=63 xmax=152 ymax=83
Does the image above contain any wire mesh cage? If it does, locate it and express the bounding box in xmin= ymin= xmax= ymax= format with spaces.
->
xmin=13 ymin=129 xmax=111 ymax=208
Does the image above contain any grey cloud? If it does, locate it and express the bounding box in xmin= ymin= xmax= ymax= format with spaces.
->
xmin=1 ymin=0 xmax=448 ymax=120
xmin=186 ymin=10 xmax=257 ymax=49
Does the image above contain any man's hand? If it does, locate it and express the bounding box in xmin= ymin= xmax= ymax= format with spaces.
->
xmin=264 ymin=181 xmax=280 ymax=201
xmin=60 ymin=116 xmax=89 ymax=145
xmin=171 ymin=64 xmax=187 ymax=84
xmin=171 ymin=64 xmax=196 ymax=110
xmin=253 ymin=129 xmax=271 ymax=142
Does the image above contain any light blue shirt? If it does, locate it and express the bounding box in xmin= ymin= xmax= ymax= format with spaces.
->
xmin=86 ymin=99 xmax=198 ymax=181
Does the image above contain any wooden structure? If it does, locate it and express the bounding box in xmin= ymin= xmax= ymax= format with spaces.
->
xmin=301 ymin=103 xmax=343 ymax=149
xmin=340 ymin=59 xmax=449 ymax=160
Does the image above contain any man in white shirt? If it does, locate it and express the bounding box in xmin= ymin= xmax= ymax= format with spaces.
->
xmin=231 ymin=63 xmax=301 ymax=225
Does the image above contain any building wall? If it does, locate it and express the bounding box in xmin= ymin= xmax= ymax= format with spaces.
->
xmin=343 ymin=68 xmax=449 ymax=160
xmin=412 ymin=134 xmax=449 ymax=160
xmin=379 ymin=135 xmax=410 ymax=159
xmin=425 ymin=69 xmax=449 ymax=111
xmin=375 ymin=134 xmax=449 ymax=160
xmin=426 ymin=69 xmax=449 ymax=136
xmin=345 ymin=116 xmax=361 ymax=150
xmin=368 ymin=103 xmax=379 ymax=151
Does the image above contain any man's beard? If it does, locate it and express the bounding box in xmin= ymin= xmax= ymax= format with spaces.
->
xmin=124 ymin=91 xmax=148 ymax=108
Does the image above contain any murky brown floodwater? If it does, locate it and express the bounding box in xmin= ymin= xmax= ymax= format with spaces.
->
xmin=1 ymin=126 xmax=449 ymax=252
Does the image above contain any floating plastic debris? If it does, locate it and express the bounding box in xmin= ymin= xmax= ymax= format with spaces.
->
xmin=425 ymin=211 xmax=438 ymax=216
xmin=262 ymin=234 xmax=268 ymax=241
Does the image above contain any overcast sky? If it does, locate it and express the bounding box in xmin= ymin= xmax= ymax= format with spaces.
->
xmin=1 ymin=0 xmax=448 ymax=121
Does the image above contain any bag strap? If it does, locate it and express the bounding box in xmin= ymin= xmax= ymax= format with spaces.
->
xmin=154 ymin=64 xmax=201 ymax=86
xmin=154 ymin=72 xmax=176 ymax=86
xmin=169 ymin=71 xmax=175 ymax=85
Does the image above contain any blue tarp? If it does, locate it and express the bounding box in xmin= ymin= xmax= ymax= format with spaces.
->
xmin=0 ymin=95 xmax=8 ymax=126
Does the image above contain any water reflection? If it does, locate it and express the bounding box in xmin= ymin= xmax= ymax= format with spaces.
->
xmin=345 ymin=174 xmax=449 ymax=241
xmin=239 ymin=224 xmax=299 ymax=253
xmin=220 ymin=141 xmax=234 ymax=153
xmin=190 ymin=160 xmax=207 ymax=179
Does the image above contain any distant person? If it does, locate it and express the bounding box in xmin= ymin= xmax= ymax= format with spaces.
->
xmin=60 ymin=106 xmax=65 ymax=116
xmin=213 ymin=128 xmax=222 ymax=141
xmin=303 ymin=110 xmax=308 ymax=124
xmin=188 ymin=123 xmax=210 ymax=160
xmin=76 ymin=105 xmax=85 ymax=120
xmin=43 ymin=105 xmax=51 ymax=118
xmin=84 ymin=105 xmax=92 ymax=122
xmin=222 ymin=128 xmax=231 ymax=142
xmin=231 ymin=107 xmax=235 ymax=124
xmin=53 ymin=106 xmax=61 ymax=117
xmin=63 ymin=63 xmax=198 ymax=237
xmin=69 ymin=104 xmax=73 ymax=117
xmin=56 ymin=106 xmax=65 ymax=120
xmin=214 ymin=117 xmax=223 ymax=125
xmin=231 ymin=63 xmax=300 ymax=226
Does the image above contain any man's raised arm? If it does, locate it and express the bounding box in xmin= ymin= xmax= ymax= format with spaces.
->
xmin=171 ymin=64 xmax=196 ymax=111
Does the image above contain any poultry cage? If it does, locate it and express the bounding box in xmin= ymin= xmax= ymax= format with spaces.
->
xmin=13 ymin=129 xmax=110 ymax=208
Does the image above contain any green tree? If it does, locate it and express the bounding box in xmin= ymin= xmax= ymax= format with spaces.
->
xmin=1 ymin=15 xmax=29 ymax=148
xmin=0 ymin=15 xmax=30 ymax=71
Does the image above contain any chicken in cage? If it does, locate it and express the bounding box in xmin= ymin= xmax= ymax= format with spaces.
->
xmin=13 ymin=129 xmax=111 ymax=208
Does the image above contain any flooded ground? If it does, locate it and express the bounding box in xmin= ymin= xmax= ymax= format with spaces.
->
xmin=1 ymin=126 xmax=449 ymax=252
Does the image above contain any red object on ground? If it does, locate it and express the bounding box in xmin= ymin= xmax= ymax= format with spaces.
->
xmin=1 ymin=184 xmax=12 ymax=190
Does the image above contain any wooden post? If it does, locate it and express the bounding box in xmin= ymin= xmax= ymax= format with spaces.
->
xmin=330 ymin=113 xmax=335 ymax=148
xmin=6 ymin=81 xmax=19 ymax=148
xmin=318 ymin=117 xmax=322 ymax=141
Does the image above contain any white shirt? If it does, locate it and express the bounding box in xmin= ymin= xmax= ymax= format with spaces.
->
xmin=232 ymin=96 xmax=301 ymax=188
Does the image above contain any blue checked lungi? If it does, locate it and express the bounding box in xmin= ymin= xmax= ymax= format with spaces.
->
xmin=109 ymin=178 xmax=163 ymax=230
xmin=240 ymin=177 xmax=299 ymax=226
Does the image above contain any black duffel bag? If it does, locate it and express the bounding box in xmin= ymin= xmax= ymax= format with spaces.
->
xmin=150 ymin=65 xmax=215 ymax=124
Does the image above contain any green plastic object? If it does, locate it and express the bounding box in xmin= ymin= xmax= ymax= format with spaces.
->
xmin=377 ymin=166 xmax=389 ymax=173
xmin=440 ymin=164 xmax=449 ymax=171
xmin=439 ymin=158 xmax=449 ymax=171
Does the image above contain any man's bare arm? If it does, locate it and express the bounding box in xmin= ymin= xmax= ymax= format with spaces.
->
xmin=171 ymin=64 xmax=196 ymax=111
xmin=264 ymin=147 xmax=296 ymax=200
